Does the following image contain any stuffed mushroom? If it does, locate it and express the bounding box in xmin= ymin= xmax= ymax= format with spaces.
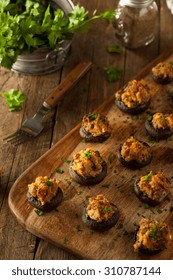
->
xmin=145 ymin=112 xmax=173 ymax=139
xmin=151 ymin=61 xmax=173 ymax=84
xmin=118 ymin=136 xmax=152 ymax=169
xmin=82 ymin=194 xmax=120 ymax=231
xmin=80 ymin=113 xmax=111 ymax=142
xmin=115 ymin=79 xmax=151 ymax=115
xmin=134 ymin=171 xmax=170 ymax=206
xmin=134 ymin=218 xmax=172 ymax=255
xmin=69 ymin=148 xmax=107 ymax=185
xmin=27 ymin=176 xmax=63 ymax=212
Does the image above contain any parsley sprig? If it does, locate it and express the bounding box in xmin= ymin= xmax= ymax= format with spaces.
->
xmin=0 ymin=88 xmax=26 ymax=111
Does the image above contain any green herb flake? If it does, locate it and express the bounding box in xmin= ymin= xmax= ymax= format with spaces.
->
xmin=45 ymin=180 xmax=53 ymax=186
xmin=107 ymin=155 xmax=113 ymax=163
xmin=144 ymin=203 xmax=150 ymax=209
xmin=0 ymin=89 xmax=26 ymax=111
xmin=56 ymin=168 xmax=64 ymax=174
xmin=63 ymin=237 xmax=68 ymax=245
xmin=86 ymin=195 xmax=91 ymax=200
xmin=76 ymin=224 xmax=82 ymax=232
xmin=103 ymin=207 xmax=111 ymax=213
xmin=117 ymin=223 xmax=123 ymax=229
xmin=35 ymin=209 xmax=44 ymax=216
xmin=113 ymin=234 xmax=121 ymax=241
xmin=106 ymin=44 xmax=122 ymax=53
xmin=144 ymin=171 xmax=153 ymax=182
xmin=102 ymin=183 xmax=110 ymax=188
xmin=85 ymin=151 xmax=92 ymax=159
xmin=64 ymin=159 xmax=71 ymax=163
xmin=81 ymin=139 xmax=86 ymax=143
xmin=149 ymin=228 xmax=157 ymax=240
xmin=87 ymin=113 xmax=98 ymax=120
xmin=104 ymin=67 xmax=123 ymax=82
xmin=157 ymin=209 xmax=163 ymax=214
xmin=148 ymin=115 xmax=153 ymax=122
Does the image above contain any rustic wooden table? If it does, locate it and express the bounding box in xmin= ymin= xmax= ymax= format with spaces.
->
xmin=0 ymin=0 xmax=173 ymax=260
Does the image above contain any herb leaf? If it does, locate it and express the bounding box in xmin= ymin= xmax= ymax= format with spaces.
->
xmin=0 ymin=88 xmax=26 ymax=111
xmin=144 ymin=171 xmax=153 ymax=182
xmin=104 ymin=67 xmax=123 ymax=82
xmin=107 ymin=44 xmax=122 ymax=53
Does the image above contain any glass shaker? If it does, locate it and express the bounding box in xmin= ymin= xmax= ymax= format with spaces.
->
xmin=113 ymin=0 xmax=158 ymax=49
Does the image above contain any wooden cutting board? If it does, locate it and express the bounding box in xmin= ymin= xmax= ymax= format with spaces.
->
xmin=8 ymin=47 xmax=173 ymax=260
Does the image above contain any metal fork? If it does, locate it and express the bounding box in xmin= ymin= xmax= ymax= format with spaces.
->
xmin=3 ymin=61 xmax=92 ymax=146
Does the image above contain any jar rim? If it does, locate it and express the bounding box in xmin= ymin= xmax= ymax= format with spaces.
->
xmin=120 ymin=0 xmax=154 ymax=7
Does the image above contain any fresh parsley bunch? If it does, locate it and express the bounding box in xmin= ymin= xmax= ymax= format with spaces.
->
xmin=0 ymin=0 xmax=115 ymax=70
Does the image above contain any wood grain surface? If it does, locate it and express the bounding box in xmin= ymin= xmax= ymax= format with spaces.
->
xmin=8 ymin=47 xmax=173 ymax=260
xmin=1 ymin=0 xmax=173 ymax=260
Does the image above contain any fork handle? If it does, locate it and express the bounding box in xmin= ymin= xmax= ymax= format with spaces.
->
xmin=43 ymin=61 xmax=92 ymax=108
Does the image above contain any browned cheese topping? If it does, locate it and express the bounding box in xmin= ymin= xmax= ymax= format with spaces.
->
xmin=121 ymin=136 xmax=151 ymax=163
xmin=87 ymin=194 xmax=117 ymax=222
xmin=152 ymin=113 xmax=173 ymax=130
xmin=115 ymin=80 xmax=151 ymax=108
xmin=28 ymin=176 xmax=62 ymax=205
xmin=82 ymin=113 xmax=111 ymax=137
xmin=72 ymin=148 xmax=104 ymax=177
xmin=152 ymin=62 xmax=173 ymax=79
xmin=138 ymin=171 xmax=170 ymax=201
xmin=134 ymin=218 xmax=171 ymax=251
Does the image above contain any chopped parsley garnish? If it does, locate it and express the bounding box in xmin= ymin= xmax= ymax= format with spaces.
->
xmin=63 ymin=237 xmax=68 ymax=245
xmin=56 ymin=168 xmax=64 ymax=174
xmin=102 ymin=183 xmax=110 ymax=188
xmin=117 ymin=223 xmax=123 ymax=229
xmin=103 ymin=207 xmax=111 ymax=213
xmin=106 ymin=44 xmax=122 ymax=53
xmin=35 ymin=209 xmax=44 ymax=216
xmin=107 ymin=155 xmax=113 ymax=163
xmin=87 ymin=113 xmax=98 ymax=120
xmin=144 ymin=203 xmax=150 ymax=209
xmin=144 ymin=171 xmax=153 ymax=182
xmin=45 ymin=180 xmax=53 ymax=186
xmin=148 ymin=115 xmax=153 ymax=123
xmin=150 ymin=228 xmax=157 ymax=239
xmin=85 ymin=151 xmax=92 ymax=159
xmin=76 ymin=225 xmax=82 ymax=232
xmin=157 ymin=209 xmax=163 ymax=214
xmin=64 ymin=159 xmax=71 ymax=163
xmin=104 ymin=67 xmax=123 ymax=82
xmin=86 ymin=195 xmax=91 ymax=200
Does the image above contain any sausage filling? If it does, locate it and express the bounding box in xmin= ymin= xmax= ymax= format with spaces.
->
xmin=28 ymin=176 xmax=61 ymax=205
xmin=87 ymin=194 xmax=118 ymax=222
xmin=72 ymin=148 xmax=105 ymax=177
xmin=151 ymin=113 xmax=173 ymax=130
xmin=152 ymin=62 xmax=173 ymax=79
xmin=138 ymin=171 xmax=170 ymax=201
xmin=115 ymin=80 xmax=151 ymax=108
xmin=121 ymin=136 xmax=151 ymax=163
xmin=134 ymin=218 xmax=171 ymax=251
xmin=82 ymin=113 xmax=111 ymax=137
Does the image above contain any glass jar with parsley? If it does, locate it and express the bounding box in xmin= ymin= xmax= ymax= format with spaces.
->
xmin=113 ymin=0 xmax=158 ymax=49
